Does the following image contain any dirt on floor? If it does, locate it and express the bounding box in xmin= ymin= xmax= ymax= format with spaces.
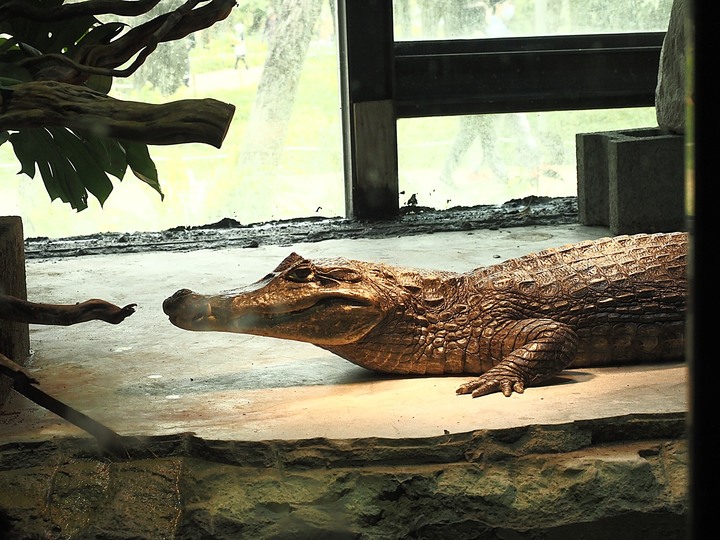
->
xmin=23 ymin=196 xmax=579 ymax=259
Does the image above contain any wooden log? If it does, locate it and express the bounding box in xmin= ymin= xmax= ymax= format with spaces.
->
xmin=0 ymin=0 xmax=162 ymax=20
xmin=0 ymin=217 xmax=29 ymax=407
xmin=1 ymin=80 xmax=235 ymax=148
xmin=0 ymin=352 xmax=128 ymax=457
xmin=0 ymin=296 xmax=136 ymax=326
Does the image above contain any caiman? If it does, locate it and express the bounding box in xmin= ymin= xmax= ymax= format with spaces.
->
xmin=162 ymin=232 xmax=686 ymax=398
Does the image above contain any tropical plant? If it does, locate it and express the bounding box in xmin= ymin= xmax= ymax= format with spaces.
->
xmin=0 ymin=0 xmax=236 ymax=211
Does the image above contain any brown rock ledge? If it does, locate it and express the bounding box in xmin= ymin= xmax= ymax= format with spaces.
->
xmin=0 ymin=413 xmax=687 ymax=539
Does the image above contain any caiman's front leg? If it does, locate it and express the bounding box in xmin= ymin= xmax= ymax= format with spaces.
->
xmin=456 ymin=319 xmax=579 ymax=398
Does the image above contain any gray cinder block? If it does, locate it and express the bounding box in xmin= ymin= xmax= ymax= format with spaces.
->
xmin=576 ymin=128 xmax=684 ymax=235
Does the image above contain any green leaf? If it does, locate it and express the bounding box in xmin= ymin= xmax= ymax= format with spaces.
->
xmin=50 ymin=128 xmax=114 ymax=206
xmin=79 ymin=134 xmax=128 ymax=180
xmin=8 ymin=129 xmax=38 ymax=179
xmin=8 ymin=128 xmax=121 ymax=211
xmin=31 ymin=129 xmax=89 ymax=210
xmin=8 ymin=127 xmax=165 ymax=211
xmin=120 ymin=141 xmax=164 ymax=200
xmin=0 ymin=36 xmax=17 ymax=54
xmin=2 ymin=4 xmax=172 ymax=212
xmin=5 ymin=1 xmax=97 ymax=55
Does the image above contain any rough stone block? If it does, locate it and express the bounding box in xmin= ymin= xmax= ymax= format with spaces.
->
xmin=656 ymin=0 xmax=687 ymax=133
xmin=576 ymin=128 xmax=685 ymax=235
xmin=0 ymin=416 xmax=689 ymax=539
xmin=0 ymin=216 xmax=30 ymax=407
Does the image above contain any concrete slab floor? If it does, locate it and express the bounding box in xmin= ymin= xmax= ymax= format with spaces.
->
xmin=0 ymin=224 xmax=687 ymax=443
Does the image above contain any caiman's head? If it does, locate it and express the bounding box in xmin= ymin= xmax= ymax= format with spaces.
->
xmin=162 ymin=253 xmax=388 ymax=346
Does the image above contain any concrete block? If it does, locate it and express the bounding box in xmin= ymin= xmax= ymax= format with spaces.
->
xmin=0 ymin=216 xmax=30 ymax=407
xmin=576 ymin=127 xmax=685 ymax=235
xmin=576 ymin=133 xmax=610 ymax=226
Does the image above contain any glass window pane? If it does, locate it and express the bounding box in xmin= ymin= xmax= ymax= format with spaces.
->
xmin=397 ymin=108 xmax=658 ymax=208
xmin=394 ymin=0 xmax=673 ymax=40
xmin=0 ymin=1 xmax=343 ymax=238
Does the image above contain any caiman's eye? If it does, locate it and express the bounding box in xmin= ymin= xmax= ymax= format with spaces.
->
xmin=286 ymin=266 xmax=315 ymax=283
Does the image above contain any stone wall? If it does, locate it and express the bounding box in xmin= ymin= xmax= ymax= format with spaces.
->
xmin=0 ymin=414 xmax=687 ymax=539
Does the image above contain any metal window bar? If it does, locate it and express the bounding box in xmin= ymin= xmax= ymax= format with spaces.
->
xmin=338 ymin=0 xmax=664 ymax=218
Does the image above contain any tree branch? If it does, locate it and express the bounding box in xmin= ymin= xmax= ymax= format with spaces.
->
xmin=13 ymin=0 xmax=236 ymax=83
xmin=80 ymin=0 xmax=236 ymax=72
xmin=0 ymin=0 xmax=163 ymax=20
xmin=1 ymin=81 xmax=236 ymax=148
xmin=0 ymin=351 xmax=129 ymax=457
xmin=0 ymin=294 xmax=136 ymax=326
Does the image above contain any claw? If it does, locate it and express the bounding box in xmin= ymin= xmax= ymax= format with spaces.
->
xmin=455 ymin=381 xmax=476 ymax=396
xmin=457 ymin=375 xmax=526 ymax=398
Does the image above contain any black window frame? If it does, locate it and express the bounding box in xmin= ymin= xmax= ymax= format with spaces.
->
xmin=338 ymin=0 xmax=664 ymax=219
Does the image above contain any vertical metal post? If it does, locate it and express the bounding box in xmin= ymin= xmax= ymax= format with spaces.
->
xmin=337 ymin=0 xmax=399 ymax=219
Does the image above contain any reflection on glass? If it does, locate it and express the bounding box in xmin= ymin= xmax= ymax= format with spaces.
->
xmin=394 ymin=0 xmax=673 ymax=40
xmin=394 ymin=0 xmax=672 ymax=208
xmin=398 ymin=108 xmax=658 ymax=209
xmin=0 ymin=1 xmax=344 ymax=238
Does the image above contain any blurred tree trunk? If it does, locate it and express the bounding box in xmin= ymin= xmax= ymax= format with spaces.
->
xmin=239 ymin=0 xmax=323 ymax=175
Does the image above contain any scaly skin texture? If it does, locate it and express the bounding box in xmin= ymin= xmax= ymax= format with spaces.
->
xmin=163 ymin=232 xmax=686 ymax=397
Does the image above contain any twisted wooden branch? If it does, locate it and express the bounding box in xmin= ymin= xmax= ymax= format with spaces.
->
xmin=1 ymin=81 xmax=236 ymax=148
xmin=83 ymin=0 xmax=236 ymax=72
xmin=11 ymin=0 xmax=236 ymax=83
xmin=2 ymin=1 xmax=236 ymax=152
xmin=0 ymin=293 xmax=136 ymax=326
xmin=0 ymin=0 xmax=162 ymax=19
xmin=0 ymin=352 xmax=128 ymax=457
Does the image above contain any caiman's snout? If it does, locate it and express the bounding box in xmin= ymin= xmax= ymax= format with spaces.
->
xmin=162 ymin=288 xmax=218 ymax=331
xmin=162 ymin=288 xmax=194 ymax=316
xmin=161 ymin=252 xmax=386 ymax=342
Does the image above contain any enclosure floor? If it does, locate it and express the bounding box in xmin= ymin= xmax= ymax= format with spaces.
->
xmin=0 ymin=225 xmax=687 ymax=443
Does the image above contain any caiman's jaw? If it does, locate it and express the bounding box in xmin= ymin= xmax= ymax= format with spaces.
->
xmin=162 ymin=253 xmax=386 ymax=346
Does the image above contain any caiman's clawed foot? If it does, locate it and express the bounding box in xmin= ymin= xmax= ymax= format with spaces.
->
xmin=456 ymin=375 xmax=526 ymax=398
